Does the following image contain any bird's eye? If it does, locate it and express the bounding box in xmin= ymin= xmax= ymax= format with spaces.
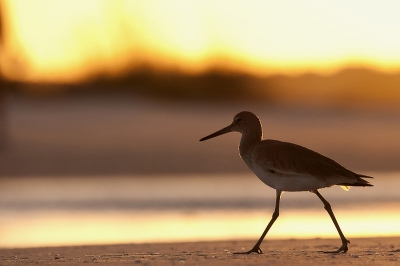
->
xmin=235 ymin=117 xmax=243 ymax=123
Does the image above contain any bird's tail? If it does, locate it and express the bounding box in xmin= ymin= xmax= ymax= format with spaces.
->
xmin=339 ymin=173 xmax=374 ymax=188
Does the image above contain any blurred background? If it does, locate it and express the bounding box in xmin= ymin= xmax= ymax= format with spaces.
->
xmin=0 ymin=0 xmax=399 ymax=248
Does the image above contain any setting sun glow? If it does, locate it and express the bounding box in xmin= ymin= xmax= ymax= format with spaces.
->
xmin=2 ymin=0 xmax=400 ymax=82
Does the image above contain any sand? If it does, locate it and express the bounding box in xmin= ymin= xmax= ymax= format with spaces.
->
xmin=1 ymin=237 xmax=399 ymax=265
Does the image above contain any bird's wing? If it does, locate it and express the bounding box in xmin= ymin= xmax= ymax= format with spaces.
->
xmin=251 ymin=140 xmax=366 ymax=186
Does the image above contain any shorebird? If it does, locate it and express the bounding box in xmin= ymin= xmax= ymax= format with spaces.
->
xmin=199 ymin=111 xmax=373 ymax=254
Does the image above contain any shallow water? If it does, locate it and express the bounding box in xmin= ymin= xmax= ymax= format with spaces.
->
xmin=0 ymin=173 xmax=399 ymax=248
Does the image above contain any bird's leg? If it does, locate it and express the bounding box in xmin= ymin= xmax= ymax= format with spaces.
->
xmin=313 ymin=190 xmax=350 ymax=253
xmin=234 ymin=190 xmax=282 ymax=254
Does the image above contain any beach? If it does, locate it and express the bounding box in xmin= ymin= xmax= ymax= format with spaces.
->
xmin=1 ymin=95 xmax=400 ymax=264
xmin=1 ymin=237 xmax=400 ymax=265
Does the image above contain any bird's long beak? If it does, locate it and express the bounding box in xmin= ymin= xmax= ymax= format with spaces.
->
xmin=199 ymin=124 xmax=233 ymax=141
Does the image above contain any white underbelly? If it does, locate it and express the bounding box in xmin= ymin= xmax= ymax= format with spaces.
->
xmin=251 ymin=165 xmax=329 ymax=192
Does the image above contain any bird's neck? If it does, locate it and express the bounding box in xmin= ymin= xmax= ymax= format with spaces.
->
xmin=239 ymin=129 xmax=262 ymax=161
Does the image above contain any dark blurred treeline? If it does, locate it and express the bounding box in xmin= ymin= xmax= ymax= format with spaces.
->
xmin=5 ymin=66 xmax=270 ymax=103
xmin=85 ymin=66 xmax=270 ymax=102
xmin=5 ymin=65 xmax=400 ymax=111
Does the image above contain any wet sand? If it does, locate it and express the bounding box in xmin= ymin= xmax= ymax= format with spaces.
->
xmin=1 ymin=237 xmax=399 ymax=265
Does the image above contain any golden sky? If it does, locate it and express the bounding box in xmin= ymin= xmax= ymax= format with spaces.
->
xmin=2 ymin=0 xmax=400 ymax=82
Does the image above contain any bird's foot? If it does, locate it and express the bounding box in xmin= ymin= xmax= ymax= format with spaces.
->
xmin=233 ymin=246 xmax=263 ymax=254
xmin=322 ymin=239 xmax=350 ymax=254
